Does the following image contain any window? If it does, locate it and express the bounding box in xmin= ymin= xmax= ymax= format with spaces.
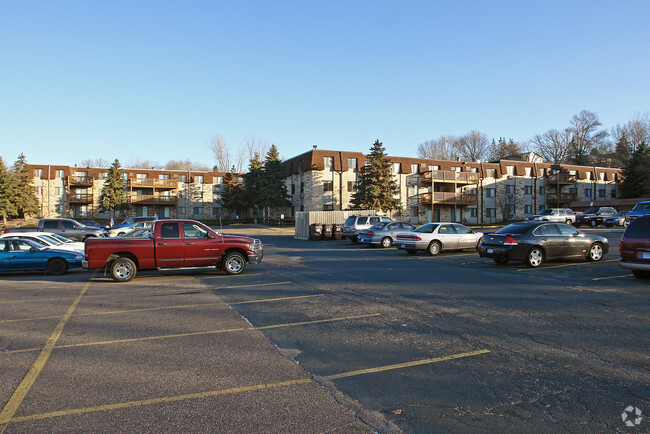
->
xmin=137 ymin=173 xmax=148 ymax=179
xmin=195 ymin=175 xmax=204 ymax=184
xmin=506 ymin=166 xmax=515 ymax=176
xmin=486 ymin=208 xmax=496 ymax=218
xmin=55 ymin=169 xmax=65 ymax=179
xmin=525 ymin=167 xmax=532 ymax=176
xmin=611 ymin=189 xmax=617 ymax=198
xmin=586 ymin=172 xmax=592 ymax=180
xmin=451 ymin=166 xmax=460 ymax=172
xmin=35 ymin=187 xmax=43 ymax=194
xmin=525 ymin=205 xmax=532 ymax=214
xmin=160 ymin=222 xmax=180 ymax=238
xmin=43 ymin=221 xmax=58 ymax=229
xmin=178 ymin=206 xmax=186 ymax=217
xmin=585 ymin=188 xmax=592 ymax=198
xmin=453 ymin=224 xmax=472 ymax=234
xmin=159 ymin=174 xmax=170 ymax=179
xmin=348 ymin=158 xmax=357 ymax=171
xmin=392 ymin=163 xmax=401 ymax=174
xmin=347 ymin=181 xmax=357 ymax=192
xmin=599 ymin=172 xmax=605 ymax=181
xmin=539 ymin=186 xmax=545 ymax=195
xmin=193 ymin=206 xmax=203 ymax=217
xmin=506 ymin=185 xmax=514 ymax=194
xmin=324 ymin=157 xmax=334 ymax=169
xmin=524 ymin=186 xmax=532 ymax=195
xmin=323 ymin=204 xmax=334 ymax=211
xmin=291 ymin=184 xmax=296 ymax=194
xmin=183 ymin=222 xmax=209 ymax=238
xmin=61 ymin=220 xmax=75 ymax=229
xmin=470 ymin=207 xmax=477 ymax=217
xmin=179 ymin=175 xmax=187 ymax=182
xmin=486 ymin=169 xmax=497 ymax=178
xmin=599 ymin=188 xmax=606 ymax=198
xmin=55 ymin=187 xmax=63 ymax=195
xmin=215 ymin=177 xmax=222 ymax=184
xmin=323 ymin=181 xmax=333 ymax=192
xmin=485 ymin=188 xmax=495 ymax=198
xmin=34 ymin=169 xmax=43 ymax=178
xmin=411 ymin=164 xmax=419 ymax=174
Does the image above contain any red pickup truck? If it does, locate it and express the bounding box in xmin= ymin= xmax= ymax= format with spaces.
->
xmin=84 ymin=219 xmax=263 ymax=282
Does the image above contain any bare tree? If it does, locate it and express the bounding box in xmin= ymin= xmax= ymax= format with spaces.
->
xmin=79 ymin=158 xmax=110 ymax=168
xmin=531 ymin=129 xmax=572 ymax=164
xmin=125 ymin=158 xmax=162 ymax=169
xmin=243 ymin=134 xmax=271 ymax=163
xmin=611 ymin=112 xmax=650 ymax=153
xmin=416 ymin=136 xmax=458 ymax=160
xmin=454 ymin=130 xmax=489 ymax=162
xmin=165 ymin=160 xmax=210 ymax=171
xmin=568 ymin=110 xmax=608 ymax=165
xmin=209 ymin=134 xmax=246 ymax=173
xmin=489 ymin=138 xmax=528 ymax=161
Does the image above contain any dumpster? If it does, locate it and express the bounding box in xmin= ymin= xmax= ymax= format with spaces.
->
xmin=332 ymin=224 xmax=342 ymax=240
xmin=309 ymin=224 xmax=323 ymax=240
xmin=322 ymin=224 xmax=333 ymax=240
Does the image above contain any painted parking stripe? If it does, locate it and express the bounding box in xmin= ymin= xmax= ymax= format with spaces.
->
xmin=6 ymin=349 xmax=490 ymax=425
xmin=0 ymin=294 xmax=324 ymax=324
xmin=516 ymin=259 xmax=617 ymax=271
xmin=3 ymin=313 xmax=381 ymax=355
xmin=592 ymin=274 xmax=633 ymax=280
xmin=0 ymin=275 xmax=94 ymax=432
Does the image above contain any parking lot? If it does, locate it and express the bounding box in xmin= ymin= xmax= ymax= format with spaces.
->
xmin=1 ymin=225 xmax=648 ymax=432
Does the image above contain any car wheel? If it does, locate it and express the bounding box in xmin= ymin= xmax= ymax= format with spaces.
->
xmin=222 ymin=251 xmax=246 ymax=275
xmin=427 ymin=241 xmax=441 ymax=256
xmin=493 ymin=257 xmax=509 ymax=265
xmin=565 ymin=219 xmax=572 ymax=224
xmin=381 ymin=237 xmax=392 ymax=248
xmin=586 ymin=242 xmax=604 ymax=261
xmin=46 ymin=258 xmax=67 ymax=275
xmin=406 ymin=250 xmax=417 ymax=255
xmin=525 ymin=247 xmax=544 ymax=268
xmin=590 ymin=219 xmax=597 ymax=227
xmin=632 ymin=270 xmax=650 ymax=279
xmin=110 ymin=257 xmax=136 ymax=282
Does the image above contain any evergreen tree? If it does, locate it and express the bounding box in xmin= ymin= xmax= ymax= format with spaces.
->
xmin=613 ymin=131 xmax=632 ymax=167
xmin=242 ymin=154 xmax=264 ymax=211
xmin=0 ymin=157 xmax=17 ymax=225
xmin=221 ymin=166 xmax=246 ymax=217
xmin=619 ymin=142 xmax=650 ymax=199
xmin=351 ymin=140 xmax=400 ymax=212
xmin=259 ymin=144 xmax=290 ymax=211
xmin=11 ymin=153 xmax=40 ymax=220
xmin=99 ymin=159 xmax=128 ymax=218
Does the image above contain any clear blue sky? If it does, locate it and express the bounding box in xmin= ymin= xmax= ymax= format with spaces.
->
xmin=1 ymin=0 xmax=648 ymax=167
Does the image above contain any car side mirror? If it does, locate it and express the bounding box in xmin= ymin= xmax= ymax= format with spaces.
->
xmin=30 ymin=247 xmax=37 ymax=252
xmin=208 ymin=232 xmax=216 ymax=239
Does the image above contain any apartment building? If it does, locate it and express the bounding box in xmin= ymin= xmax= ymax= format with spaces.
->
xmin=29 ymin=165 xmax=228 ymax=220
xmin=281 ymin=149 xmax=622 ymax=224
xmin=28 ymin=149 xmax=622 ymax=224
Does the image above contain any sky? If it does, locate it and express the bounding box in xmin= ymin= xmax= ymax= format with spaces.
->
xmin=1 ymin=0 xmax=649 ymax=168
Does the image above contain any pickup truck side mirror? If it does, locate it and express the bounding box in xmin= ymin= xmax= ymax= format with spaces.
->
xmin=208 ymin=232 xmax=216 ymax=239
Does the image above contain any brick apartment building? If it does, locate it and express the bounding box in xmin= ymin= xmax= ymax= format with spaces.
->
xmin=28 ymin=149 xmax=623 ymax=224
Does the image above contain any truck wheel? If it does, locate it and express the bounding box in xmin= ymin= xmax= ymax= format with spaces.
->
xmin=110 ymin=257 xmax=136 ymax=282
xmin=47 ymin=258 xmax=67 ymax=275
xmin=222 ymin=251 xmax=246 ymax=275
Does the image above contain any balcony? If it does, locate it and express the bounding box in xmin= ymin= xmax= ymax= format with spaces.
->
xmin=68 ymin=176 xmax=94 ymax=187
xmin=68 ymin=193 xmax=93 ymax=204
xmin=420 ymin=192 xmax=478 ymax=205
xmin=130 ymin=194 xmax=178 ymax=205
xmin=546 ymin=193 xmax=577 ymax=203
xmin=545 ymin=173 xmax=577 ymax=184
xmin=422 ymin=170 xmax=479 ymax=185
xmin=129 ymin=179 xmax=178 ymax=189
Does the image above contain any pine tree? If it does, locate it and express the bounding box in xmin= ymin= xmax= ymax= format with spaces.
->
xmin=12 ymin=153 xmax=40 ymax=220
xmin=242 ymin=154 xmax=264 ymax=211
xmin=0 ymin=157 xmax=17 ymax=225
xmin=100 ymin=159 xmax=128 ymax=218
xmin=619 ymin=142 xmax=650 ymax=199
xmin=351 ymin=140 xmax=400 ymax=212
xmin=259 ymin=144 xmax=290 ymax=211
xmin=221 ymin=166 xmax=246 ymax=217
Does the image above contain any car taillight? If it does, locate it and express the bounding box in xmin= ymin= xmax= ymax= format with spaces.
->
xmin=367 ymin=232 xmax=375 ymax=236
xmin=397 ymin=235 xmax=421 ymax=241
xmin=478 ymin=235 xmax=483 ymax=243
xmin=352 ymin=226 xmax=356 ymax=231
xmin=504 ymin=235 xmax=518 ymax=246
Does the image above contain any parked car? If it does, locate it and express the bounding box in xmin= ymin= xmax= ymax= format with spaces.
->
xmin=526 ymin=208 xmax=576 ymax=224
xmin=396 ymin=222 xmax=483 ymax=256
xmin=624 ymin=201 xmax=650 ymax=226
xmin=80 ymin=220 xmax=110 ymax=230
xmin=358 ymin=221 xmax=417 ymax=248
xmin=574 ymin=207 xmax=617 ymax=227
xmin=38 ymin=218 xmax=107 ymax=241
xmin=0 ymin=231 xmax=84 ymax=254
xmin=121 ymin=228 xmax=153 ymax=238
xmin=603 ymin=211 xmax=628 ymax=227
xmin=108 ymin=221 xmax=154 ymax=237
xmin=477 ymin=221 xmax=608 ymax=267
xmin=112 ymin=216 xmax=158 ymax=229
xmin=0 ymin=238 xmax=85 ymax=275
xmin=618 ymin=214 xmax=650 ymax=279
xmin=342 ymin=215 xmax=393 ymax=243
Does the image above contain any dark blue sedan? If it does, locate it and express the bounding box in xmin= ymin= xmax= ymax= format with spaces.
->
xmin=0 ymin=238 xmax=85 ymax=275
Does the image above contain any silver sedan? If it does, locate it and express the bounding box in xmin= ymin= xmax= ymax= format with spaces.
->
xmin=396 ymin=222 xmax=483 ymax=255
xmin=358 ymin=221 xmax=417 ymax=248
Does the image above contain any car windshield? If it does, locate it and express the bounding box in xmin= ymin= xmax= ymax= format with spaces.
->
xmin=538 ymin=209 xmax=553 ymax=215
xmin=344 ymin=217 xmax=356 ymax=226
xmin=583 ymin=207 xmax=599 ymax=214
xmin=37 ymin=235 xmax=60 ymax=245
xmin=496 ymin=223 xmax=533 ymax=235
xmin=632 ymin=202 xmax=650 ymax=211
xmin=413 ymin=223 xmax=439 ymax=234
xmin=48 ymin=233 xmax=73 ymax=243
xmin=625 ymin=217 xmax=650 ymax=238
xmin=371 ymin=223 xmax=387 ymax=230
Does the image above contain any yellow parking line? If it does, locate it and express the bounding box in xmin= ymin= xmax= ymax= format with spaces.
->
xmin=517 ymin=259 xmax=617 ymax=271
xmin=3 ymin=313 xmax=381 ymax=355
xmin=7 ymin=349 xmax=489 ymax=424
xmin=592 ymin=274 xmax=633 ymax=280
xmin=0 ymin=275 xmax=94 ymax=432
xmin=0 ymin=294 xmax=324 ymax=324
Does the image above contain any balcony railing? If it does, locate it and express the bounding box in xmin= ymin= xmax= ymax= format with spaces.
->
xmin=546 ymin=193 xmax=577 ymax=203
xmin=129 ymin=179 xmax=178 ymax=188
xmin=421 ymin=170 xmax=480 ymax=184
xmin=68 ymin=193 xmax=93 ymax=203
xmin=420 ymin=192 xmax=478 ymax=205
xmin=130 ymin=194 xmax=178 ymax=205
xmin=68 ymin=176 xmax=94 ymax=186
xmin=545 ymin=173 xmax=577 ymax=184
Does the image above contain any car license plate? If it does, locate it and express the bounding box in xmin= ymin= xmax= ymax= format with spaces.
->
xmin=487 ymin=248 xmax=494 ymax=254
xmin=401 ymin=244 xmax=406 ymax=249
xmin=643 ymin=252 xmax=650 ymax=259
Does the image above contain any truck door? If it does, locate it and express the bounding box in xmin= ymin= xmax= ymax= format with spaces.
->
xmin=182 ymin=222 xmax=221 ymax=267
xmin=155 ymin=222 xmax=185 ymax=268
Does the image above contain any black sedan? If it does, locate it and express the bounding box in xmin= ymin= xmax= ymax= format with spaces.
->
xmin=477 ymin=221 xmax=608 ymax=267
